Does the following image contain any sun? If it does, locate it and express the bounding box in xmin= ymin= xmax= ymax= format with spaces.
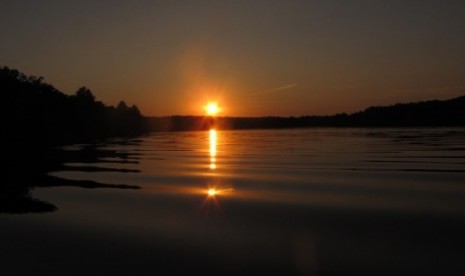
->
xmin=205 ymin=102 xmax=220 ymax=116
xmin=207 ymin=188 xmax=218 ymax=197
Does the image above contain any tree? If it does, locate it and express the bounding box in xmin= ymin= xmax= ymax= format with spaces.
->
xmin=117 ymin=100 xmax=128 ymax=110
xmin=130 ymin=105 xmax=141 ymax=116
xmin=75 ymin=86 xmax=95 ymax=103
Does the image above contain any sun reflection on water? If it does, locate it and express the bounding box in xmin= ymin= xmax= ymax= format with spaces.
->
xmin=203 ymin=128 xmax=235 ymax=207
xmin=202 ymin=185 xmax=234 ymax=213
xmin=209 ymin=129 xmax=217 ymax=170
xmin=204 ymin=186 xmax=233 ymax=198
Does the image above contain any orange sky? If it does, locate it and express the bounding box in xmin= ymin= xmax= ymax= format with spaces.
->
xmin=1 ymin=1 xmax=465 ymax=116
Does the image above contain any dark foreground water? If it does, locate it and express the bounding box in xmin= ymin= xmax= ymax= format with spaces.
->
xmin=1 ymin=128 xmax=465 ymax=275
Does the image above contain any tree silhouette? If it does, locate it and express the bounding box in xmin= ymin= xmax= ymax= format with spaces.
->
xmin=75 ymin=86 xmax=96 ymax=103
xmin=1 ymin=66 xmax=150 ymax=212
xmin=1 ymin=66 xmax=149 ymax=143
xmin=117 ymin=100 xmax=128 ymax=110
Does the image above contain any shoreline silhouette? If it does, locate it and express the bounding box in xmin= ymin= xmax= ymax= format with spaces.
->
xmin=147 ymin=95 xmax=465 ymax=131
xmin=1 ymin=66 xmax=145 ymax=213
xmin=3 ymin=65 xmax=465 ymax=139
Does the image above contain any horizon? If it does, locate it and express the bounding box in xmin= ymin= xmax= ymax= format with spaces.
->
xmin=1 ymin=1 xmax=465 ymax=116
xmin=4 ymin=64 xmax=464 ymax=118
xmin=4 ymin=63 xmax=464 ymax=119
xmin=145 ymin=92 xmax=465 ymax=118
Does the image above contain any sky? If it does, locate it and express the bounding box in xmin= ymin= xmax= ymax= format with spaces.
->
xmin=1 ymin=0 xmax=465 ymax=116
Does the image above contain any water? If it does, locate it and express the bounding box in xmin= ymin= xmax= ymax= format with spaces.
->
xmin=2 ymin=128 xmax=465 ymax=275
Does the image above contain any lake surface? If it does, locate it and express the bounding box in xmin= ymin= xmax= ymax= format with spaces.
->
xmin=2 ymin=128 xmax=465 ymax=275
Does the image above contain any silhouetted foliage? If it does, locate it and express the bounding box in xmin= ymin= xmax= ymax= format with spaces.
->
xmin=347 ymin=97 xmax=465 ymax=127
xmin=117 ymin=100 xmax=129 ymax=110
xmin=75 ymin=86 xmax=96 ymax=102
xmin=0 ymin=66 xmax=149 ymax=144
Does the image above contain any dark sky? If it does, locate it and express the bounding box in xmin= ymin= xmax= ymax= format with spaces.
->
xmin=1 ymin=0 xmax=465 ymax=116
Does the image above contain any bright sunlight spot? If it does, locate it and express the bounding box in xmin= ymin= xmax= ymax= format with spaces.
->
xmin=207 ymin=188 xmax=218 ymax=197
xmin=205 ymin=102 xmax=220 ymax=116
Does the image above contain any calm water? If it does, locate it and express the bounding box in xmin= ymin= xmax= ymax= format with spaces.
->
xmin=2 ymin=128 xmax=465 ymax=275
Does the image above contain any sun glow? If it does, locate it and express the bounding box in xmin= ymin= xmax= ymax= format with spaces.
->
xmin=205 ymin=102 xmax=220 ymax=116
xmin=207 ymin=188 xmax=218 ymax=197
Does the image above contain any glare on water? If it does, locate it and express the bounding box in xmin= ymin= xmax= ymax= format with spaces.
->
xmin=17 ymin=128 xmax=465 ymax=274
xmin=209 ymin=129 xmax=217 ymax=170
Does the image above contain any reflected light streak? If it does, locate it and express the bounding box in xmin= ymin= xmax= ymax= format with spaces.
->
xmin=202 ymin=185 xmax=233 ymax=214
xmin=209 ymin=129 xmax=217 ymax=170
xmin=204 ymin=186 xmax=234 ymax=199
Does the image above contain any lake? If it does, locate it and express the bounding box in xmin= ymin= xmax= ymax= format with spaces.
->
xmin=1 ymin=128 xmax=465 ymax=275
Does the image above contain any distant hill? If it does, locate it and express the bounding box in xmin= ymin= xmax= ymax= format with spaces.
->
xmin=347 ymin=95 xmax=465 ymax=127
xmin=147 ymin=94 xmax=465 ymax=131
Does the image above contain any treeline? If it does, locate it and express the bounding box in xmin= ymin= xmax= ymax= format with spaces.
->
xmin=348 ymin=96 xmax=465 ymax=126
xmin=147 ymin=94 xmax=465 ymax=131
xmin=1 ymin=66 xmax=149 ymax=213
xmin=1 ymin=66 xmax=149 ymax=144
xmin=2 ymin=66 xmax=465 ymax=139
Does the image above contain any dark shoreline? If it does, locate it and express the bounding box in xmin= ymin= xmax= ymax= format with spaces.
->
xmin=1 ymin=141 xmax=142 ymax=214
xmin=145 ymin=94 xmax=465 ymax=132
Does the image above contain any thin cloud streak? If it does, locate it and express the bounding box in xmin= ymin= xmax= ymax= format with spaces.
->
xmin=250 ymin=83 xmax=297 ymax=96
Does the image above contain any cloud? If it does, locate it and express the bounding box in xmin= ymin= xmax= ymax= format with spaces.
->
xmin=251 ymin=83 xmax=297 ymax=95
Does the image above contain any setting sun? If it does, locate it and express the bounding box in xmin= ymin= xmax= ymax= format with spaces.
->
xmin=205 ymin=102 xmax=220 ymax=116
xmin=207 ymin=188 xmax=218 ymax=197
